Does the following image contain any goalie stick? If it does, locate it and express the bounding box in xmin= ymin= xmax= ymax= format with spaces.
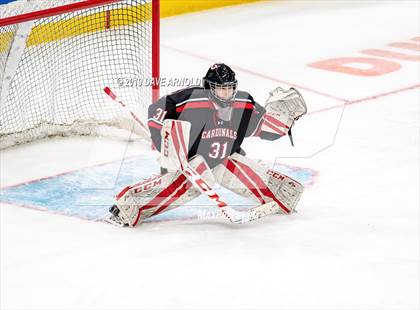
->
xmin=168 ymin=119 xmax=281 ymax=224
xmin=103 ymin=86 xmax=151 ymax=140
xmin=104 ymin=86 xmax=283 ymax=224
xmin=186 ymin=164 xmax=281 ymax=224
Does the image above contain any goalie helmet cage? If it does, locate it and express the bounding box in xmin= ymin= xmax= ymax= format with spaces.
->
xmin=0 ymin=0 xmax=160 ymax=149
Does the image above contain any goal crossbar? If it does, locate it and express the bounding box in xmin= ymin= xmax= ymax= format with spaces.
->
xmin=0 ymin=0 xmax=160 ymax=149
xmin=0 ymin=0 xmax=120 ymax=27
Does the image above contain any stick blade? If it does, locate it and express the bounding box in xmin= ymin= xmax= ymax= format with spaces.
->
xmin=243 ymin=201 xmax=281 ymax=223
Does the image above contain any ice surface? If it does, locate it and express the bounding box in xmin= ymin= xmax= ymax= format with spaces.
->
xmin=1 ymin=1 xmax=419 ymax=309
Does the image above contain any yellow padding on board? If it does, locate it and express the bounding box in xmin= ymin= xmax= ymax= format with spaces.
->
xmin=0 ymin=0 xmax=262 ymax=52
xmin=27 ymin=3 xmax=151 ymax=47
xmin=0 ymin=3 xmax=151 ymax=53
xmin=161 ymin=0 xmax=263 ymax=18
xmin=0 ymin=31 xmax=14 ymax=53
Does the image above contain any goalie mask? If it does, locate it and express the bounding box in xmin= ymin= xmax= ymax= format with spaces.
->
xmin=203 ymin=63 xmax=238 ymax=108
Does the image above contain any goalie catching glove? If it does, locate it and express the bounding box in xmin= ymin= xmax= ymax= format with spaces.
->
xmin=259 ymin=86 xmax=307 ymax=138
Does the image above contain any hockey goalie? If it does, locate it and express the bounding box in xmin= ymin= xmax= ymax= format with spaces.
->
xmin=105 ymin=63 xmax=307 ymax=227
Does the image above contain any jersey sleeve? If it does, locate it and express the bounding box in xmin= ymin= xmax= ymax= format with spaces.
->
xmin=244 ymin=94 xmax=265 ymax=137
xmin=147 ymin=88 xmax=193 ymax=151
xmin=245 ymin=95 xmax=283 ymax=141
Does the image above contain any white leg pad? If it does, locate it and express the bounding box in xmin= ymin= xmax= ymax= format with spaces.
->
xmin=213 ymin=153 xmax=304 ymax=214
xmin=115 ymin=155 xmax=214 ymax=226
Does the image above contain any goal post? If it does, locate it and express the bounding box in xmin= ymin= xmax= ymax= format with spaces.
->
xmin=0 ymin=0 xmax=160 ymax=149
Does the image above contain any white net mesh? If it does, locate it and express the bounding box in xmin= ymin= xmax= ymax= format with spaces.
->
xmin=0 ymin=0 xmax=155 ymax=149
xmin=0 ymin=0 xmax=79 ymax=19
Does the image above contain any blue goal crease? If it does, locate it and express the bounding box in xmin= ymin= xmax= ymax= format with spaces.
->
xmin=0 ymin=155 xmax=317 ymax=223
xmin=0 ymin=0 xmax=19 ymax=5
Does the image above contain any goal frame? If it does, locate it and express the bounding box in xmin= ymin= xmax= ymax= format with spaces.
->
xmin=0 ymin=0 xmax=160 ymax=102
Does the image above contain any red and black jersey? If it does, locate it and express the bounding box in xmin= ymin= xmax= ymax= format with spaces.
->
xmin=148 ymin=86 xmax=279 ymax=168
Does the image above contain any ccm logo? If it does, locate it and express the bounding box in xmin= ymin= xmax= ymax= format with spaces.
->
xmin=133 ymin=179 xmax=162 ymax=193
xmin=267 ymin=170 xmax=285 ymax=180
xmin=184 ymin=169 xmax=227 ymax=208
xmin=163 ymin=131 xmax=170 ymax=157
xmin=195 ymin=179 xmax=227 ymax=208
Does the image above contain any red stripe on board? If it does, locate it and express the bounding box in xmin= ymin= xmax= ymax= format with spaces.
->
xmin=232 ymin=159 xmax=290 ymax=214
xmin=223 ymin=159 xmax=266 ymax=204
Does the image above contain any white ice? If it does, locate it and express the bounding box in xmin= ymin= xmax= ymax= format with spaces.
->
xmin=1 ymin=1 xmax=419 ymax=309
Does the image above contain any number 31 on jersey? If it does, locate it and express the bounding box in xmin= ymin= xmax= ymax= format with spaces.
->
xmin=209 ymin=142 xmax=228 ymax=159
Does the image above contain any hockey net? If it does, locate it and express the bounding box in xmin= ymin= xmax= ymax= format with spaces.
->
xmin=0 ymin=0 xmax=159 ymax=149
